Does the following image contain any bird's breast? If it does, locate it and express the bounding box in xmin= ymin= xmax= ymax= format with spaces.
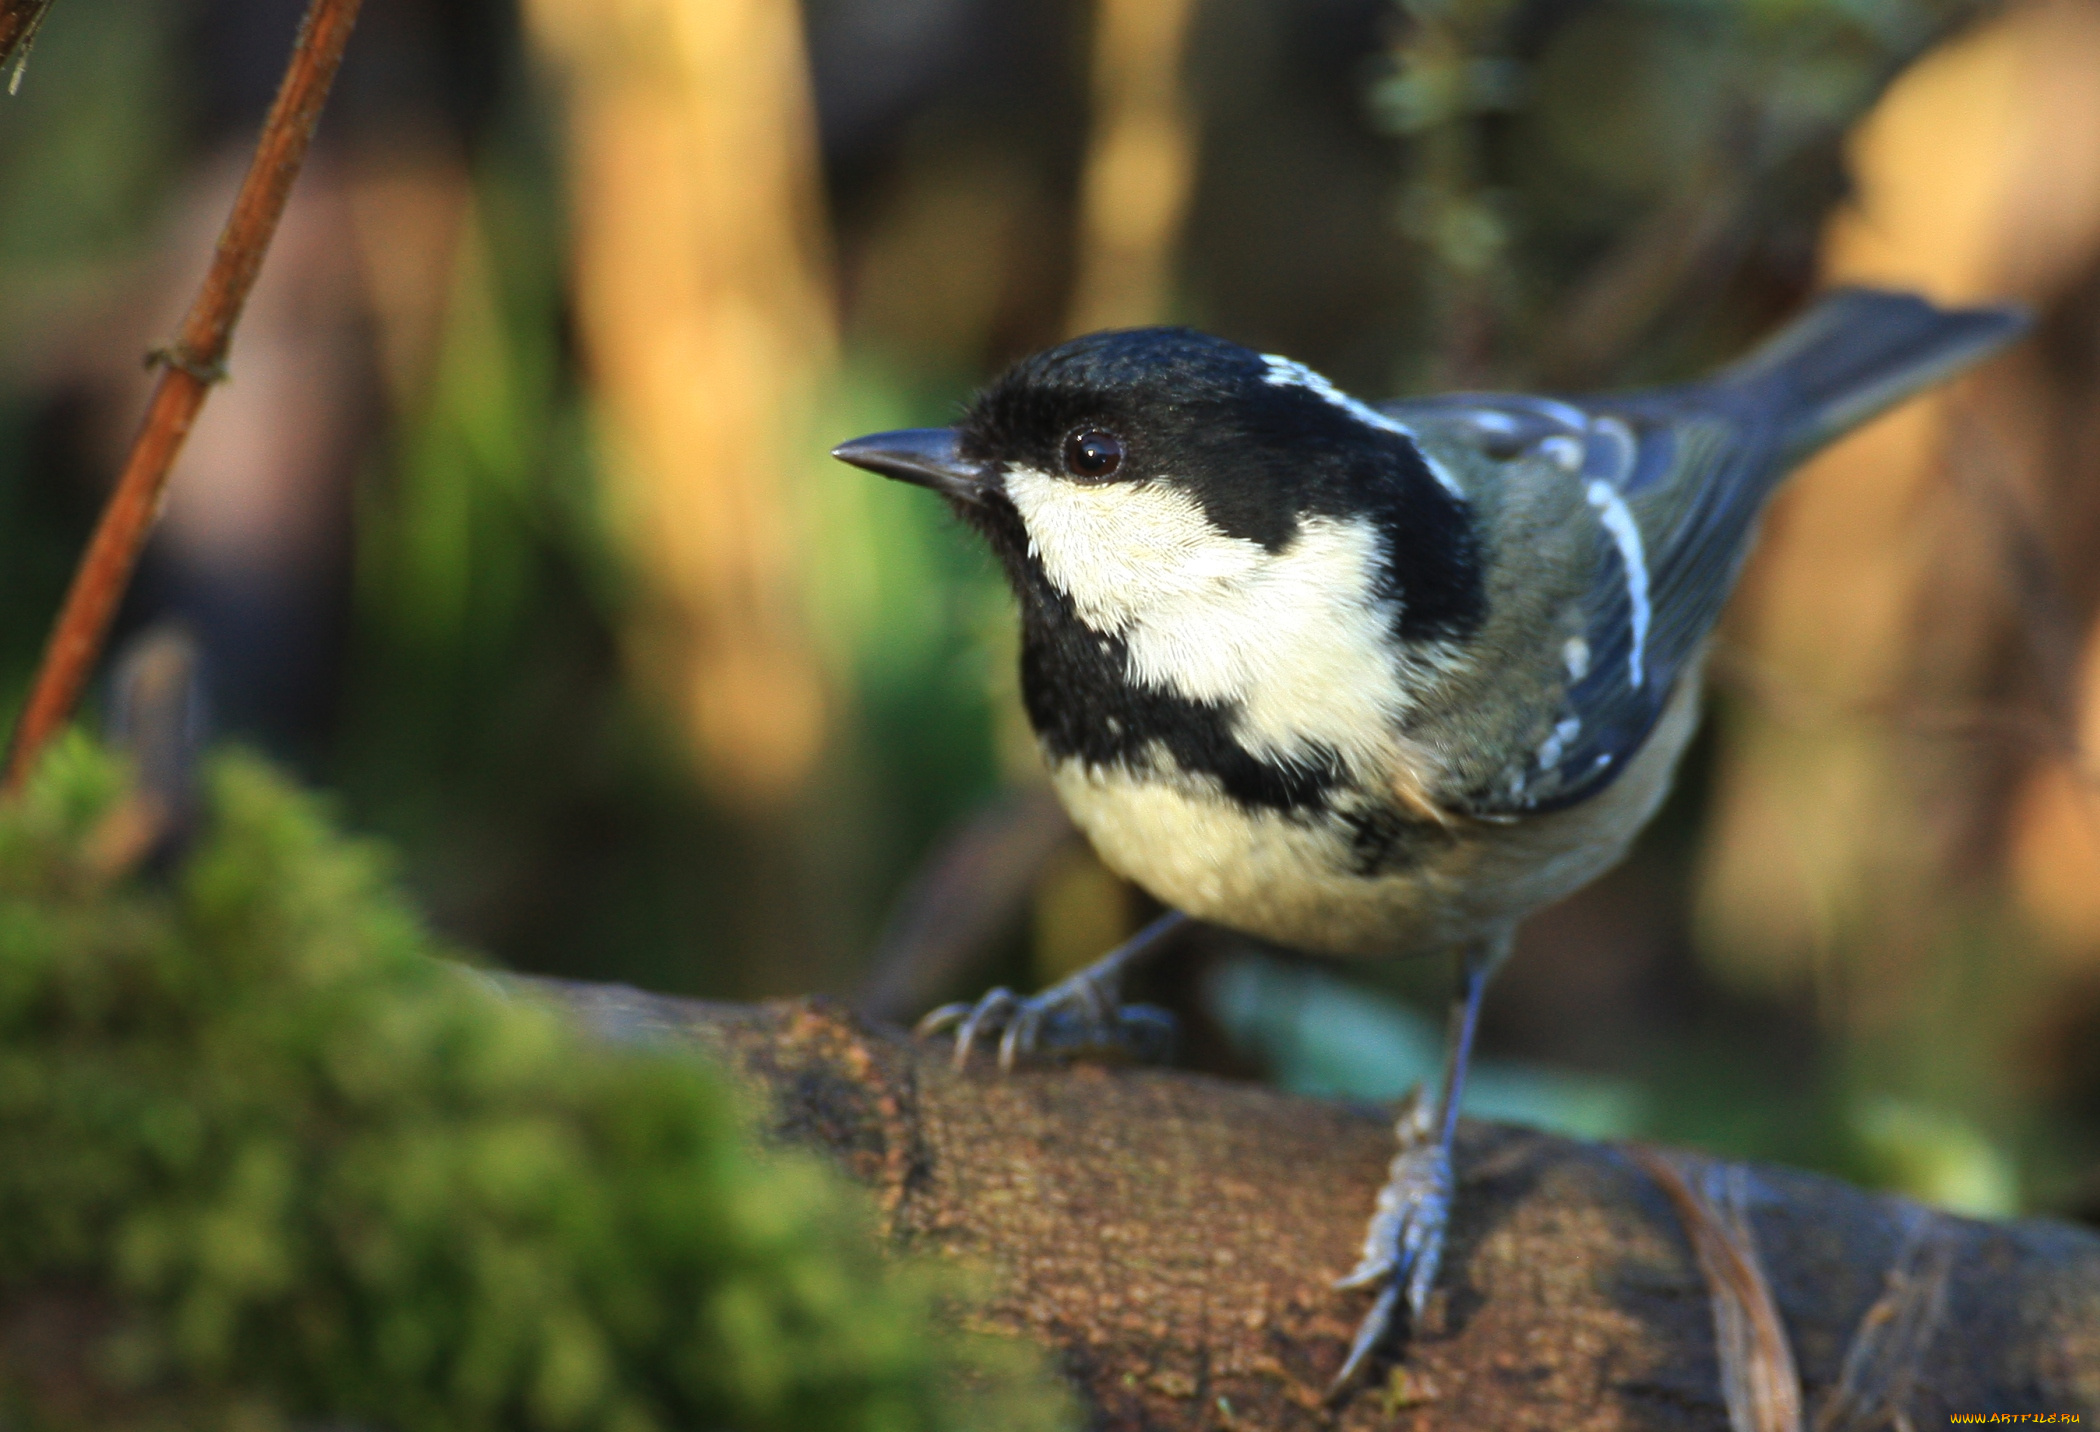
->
xmin=1042 ymin=666 xmax=1704 ymax=959
xmin=1045 ymin=756 xmax=1467 ymax=957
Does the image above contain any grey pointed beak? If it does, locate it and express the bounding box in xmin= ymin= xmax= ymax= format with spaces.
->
xmin=830 ymin=427 xmax=991 ymax=505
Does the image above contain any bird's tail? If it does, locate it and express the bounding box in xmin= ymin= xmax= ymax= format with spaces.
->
xmin=1715 ymin=287 xmax=2027 ymax=465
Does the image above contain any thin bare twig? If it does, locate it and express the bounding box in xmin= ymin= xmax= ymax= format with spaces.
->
xmin=1 ymin=0 xmax=364 ymax=791
xmin=1813 ymin=1205 xmax=1956 ymax=1432
xmin=0 ymin=0 xmax=57 ymax=90
xmin=1630 ymin=1147 xmax=1805 ymax=1432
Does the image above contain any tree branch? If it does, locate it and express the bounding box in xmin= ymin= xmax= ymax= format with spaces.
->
xmin=535 ymin=981 xmax=2100 ymax=1430
xmin=1 ymin=0 xmax=364 ymax=791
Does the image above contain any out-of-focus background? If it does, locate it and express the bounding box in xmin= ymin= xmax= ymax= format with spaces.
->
xmin=2 ymin=0 xmax=2097 ymax=1222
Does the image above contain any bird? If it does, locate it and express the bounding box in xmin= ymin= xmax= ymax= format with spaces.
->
xmin=830 ymin=287 xmax=2025 ymax=1390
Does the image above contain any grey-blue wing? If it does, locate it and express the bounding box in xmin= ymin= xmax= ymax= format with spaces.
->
xmin=1387 ymin=391 xmax=1786 ymax=814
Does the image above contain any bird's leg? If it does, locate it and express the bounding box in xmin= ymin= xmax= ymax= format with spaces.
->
xmin=917 ymin=910 xmax=1188 ymax=1070
xmin=1331 ymin=933 xmax=1508 ymax=1393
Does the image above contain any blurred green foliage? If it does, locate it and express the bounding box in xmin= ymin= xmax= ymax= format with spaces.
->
xmin=0 ymin=736 xmax=1070 ymax=1430
xmin=1206 ymin=951 xmax=1649 ymax=1139
xmin=0 ymin=0 xmax=176 ymax=275
xmin=320 ymin=86 xmax=1015 ymax=995
xmin=1374 ymin=0 xmax=1975 ymax=387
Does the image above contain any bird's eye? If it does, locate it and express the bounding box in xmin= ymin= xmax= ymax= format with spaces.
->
xmin=1063 ymin=428 xmax=1124 ymax=479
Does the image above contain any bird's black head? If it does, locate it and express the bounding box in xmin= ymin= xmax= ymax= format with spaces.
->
xmin=833 ymin=326 xmax=1483 ymax=645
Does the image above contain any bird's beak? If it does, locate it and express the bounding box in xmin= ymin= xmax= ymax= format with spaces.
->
xmin=830 ymin=427 xmax=991 ymax=505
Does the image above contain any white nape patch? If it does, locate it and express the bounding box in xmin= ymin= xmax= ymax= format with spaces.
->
xmin=1562 ymin=636 xmax=1590 ymax=681
xmin=1584 ymin=480 xmax=1650 ymax=688
xmin=1259 ymin=353 xmax=1467 ymax=501
xmin=1003 ymin=463 xmax=1437 ymax=774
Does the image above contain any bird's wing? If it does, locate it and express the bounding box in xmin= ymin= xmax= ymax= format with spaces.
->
xmin=1382 ymin=290 xmax=2024 ymax=817
xmin=1384 ymin=390 xmax=1785 ymax=815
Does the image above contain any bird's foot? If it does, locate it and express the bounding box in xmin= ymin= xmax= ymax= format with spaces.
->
xmin=916 ymin=965 xmax=1176 ymax=1071
xmin=1331 ymin=1087 xmax=1450 ymax=1394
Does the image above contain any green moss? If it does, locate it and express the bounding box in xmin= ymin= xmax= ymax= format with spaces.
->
xmin=0 ymin=736 xmax=1070 ymax=1432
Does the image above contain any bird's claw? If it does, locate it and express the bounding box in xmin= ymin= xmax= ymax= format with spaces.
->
xmin=916 ymin=974 xmax=1176 ymax=1070
xmin=1331 ymin=1088 xmax=1451 ymax=1394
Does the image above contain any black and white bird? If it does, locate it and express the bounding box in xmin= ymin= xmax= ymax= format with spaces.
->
xmin=831 ymin=287 xmax=2023 ymax=1387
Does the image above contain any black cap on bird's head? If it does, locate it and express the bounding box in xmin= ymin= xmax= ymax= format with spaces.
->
xmin=833 ymin=328 xmax=1274 ymax=506
xmin=831 ymin=327 xmax=1482 ymax=639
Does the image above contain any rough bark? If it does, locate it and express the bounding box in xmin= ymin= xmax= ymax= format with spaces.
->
xmin=538 ymin=979 xmax=2100 ymax=1431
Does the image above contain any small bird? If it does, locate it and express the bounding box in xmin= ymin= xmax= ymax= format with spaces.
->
xmin=831 ymin=288 xmax=2023 ymax=1387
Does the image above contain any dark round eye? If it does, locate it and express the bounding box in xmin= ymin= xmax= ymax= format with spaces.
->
xmin=1062 ymin=428 xmax=1124 ymax=479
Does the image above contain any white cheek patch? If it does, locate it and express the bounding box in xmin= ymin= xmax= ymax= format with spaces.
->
xmin=1003 ymin=466 xmax=1264 ymax=634
xmin=1004 ymin=465 xmax=1442 ymax=778
xmin=1118 ymin=515 xmax=1419 ymax=773
xmin=1260 ymin=354 xmax=1468 ymax=501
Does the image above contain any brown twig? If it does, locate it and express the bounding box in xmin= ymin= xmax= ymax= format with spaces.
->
xmin=0 ymin=0 xmax=364 ymax=792
xmin=1631 ymin=1147 xmax=1805 ymax=1432
xmin=0 ymin=0 xmax=56 ymax=89
xmin=1814 ymin=1206 xmax=1956 ymax=1432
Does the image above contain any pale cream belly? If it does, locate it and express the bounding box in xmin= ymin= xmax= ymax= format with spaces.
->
xmin=1045 ymin=675 xmax=1703 ymax=958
